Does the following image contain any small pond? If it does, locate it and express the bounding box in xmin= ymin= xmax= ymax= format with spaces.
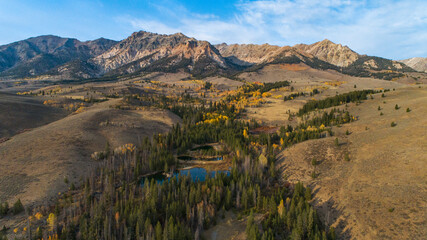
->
xmin=141 ymin=167 xmax=230 ymax=185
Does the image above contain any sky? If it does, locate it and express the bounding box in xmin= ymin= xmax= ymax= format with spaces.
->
xmin=0 ymin=0 xmax=426 ymax=60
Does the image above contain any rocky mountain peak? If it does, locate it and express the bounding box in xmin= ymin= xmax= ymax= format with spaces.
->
xmin=399 ymin=57 xmax=427 ymax=72
xmin=92 ymin=31 xmax=227 ymax=75
xmin=294 ymin=39 xmax=359 ymax=67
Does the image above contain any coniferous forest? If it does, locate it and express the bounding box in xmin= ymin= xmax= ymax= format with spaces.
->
xmin=11 ymin=85 xmax=368 ymax=240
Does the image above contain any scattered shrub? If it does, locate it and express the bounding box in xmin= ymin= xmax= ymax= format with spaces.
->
xmin=311 ymin=171 xmax=317 ymax=179
xmin=0 ymin=202 xmax=9 ymax=216
xmin=12 ymin=199 xmax=24 ymax=215
xmin=344 ymin=152 xmax=350 ymax=161
xmin=311 ymin=158 xmax=317 ymax=166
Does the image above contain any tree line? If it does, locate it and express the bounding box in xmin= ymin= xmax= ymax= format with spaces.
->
xmin=298 ymin=90 xmax=381 ymax=116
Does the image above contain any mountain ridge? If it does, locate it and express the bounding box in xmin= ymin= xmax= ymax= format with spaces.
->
xmin=92 ymin=31 xmax=228 ymax=78
xmin=0 ymin=35 xmax=118 ymax=78
xmin=399 ymin=57 xmax=427 ymax=72
xmin=0 ymin=32 xmax=418 ymax=80
xmin=293 ymin=39 xmax=360 ymax=67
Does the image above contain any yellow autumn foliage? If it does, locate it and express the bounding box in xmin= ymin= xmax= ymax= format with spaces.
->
xmin=47 ymin=213 xmax=57 ymax=231
xmin=115 ymin=143 xmax=136 ymax=155
xmin=74 ymin=106 xmax=86 ymax=114
xmin=259 ymin=154 xmax=268 ymax=167
xmin=278 ymin=199 xmax=285 ymax=217
xmin=35 ymin=212 xmax=43 ymax=220
xmin=261 ymin=92 xmax=272 ymax=98
xmin=323 ymin=81 xmax=346 ymax=87
xmin=48 ymin=234 xmax=59 ymax=240
xmin=243 ymin=129 xmax=249 ymax=139
xmin=198 ymin=113 xmax=229 ymax=125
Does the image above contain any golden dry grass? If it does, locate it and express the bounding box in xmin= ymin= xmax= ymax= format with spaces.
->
xmin=0 ymin=98 xmax=181 ymax=206
xmin=277 ymin=87 xmax=427 ymax=239
xmin=0 ymin=92 xmax=67 ymax=138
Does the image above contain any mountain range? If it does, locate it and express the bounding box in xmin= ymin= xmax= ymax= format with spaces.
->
xmin=0 ymin=31 xmax=421 ymax=80
xmin=399 ymin=57 xmax=427 ymax=72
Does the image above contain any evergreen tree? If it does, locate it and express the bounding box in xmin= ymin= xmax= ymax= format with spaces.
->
xmin=12 ymin=199 xmax=24 ymax=215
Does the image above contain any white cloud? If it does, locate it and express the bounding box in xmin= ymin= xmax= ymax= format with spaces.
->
xmin=121 ymin=0 xmax=427 ymax=59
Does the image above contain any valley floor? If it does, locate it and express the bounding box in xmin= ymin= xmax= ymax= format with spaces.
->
xmin=0 ymin=67 xmax=426 ymax=239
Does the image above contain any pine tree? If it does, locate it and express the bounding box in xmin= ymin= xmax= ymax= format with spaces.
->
xmin=155 ymin=221 xmax=162 ymax=240
xmin=334 ymin=138 xmax=339 ymax=147
xmin=12 ymin=199 xmax=24 ymax=215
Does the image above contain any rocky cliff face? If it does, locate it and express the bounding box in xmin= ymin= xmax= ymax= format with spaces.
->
xmin=399 ymin=57 xmax=427 ymax=72
xmin=294 ymin=39 xmax=359 ymax=67
xmin=215 ymin=43 xmax=281 ymax=65
xmin=215 ymin=42 xmax=342 ymax=73
xmin=215 ymin=43 xmax=319 ymax=66
xmin=216 ymin=39 xmax=359 ymax=68
xmin=0 ymin=35 xmax=117 ymax=77
xmin=93 ymin=31 xmax=227 ymax=76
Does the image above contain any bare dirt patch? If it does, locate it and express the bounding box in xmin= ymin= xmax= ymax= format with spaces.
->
xmin=203 ymin=212 xmax=264 ymax=240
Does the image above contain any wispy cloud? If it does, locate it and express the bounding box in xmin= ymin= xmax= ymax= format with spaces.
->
xmin=121 ymin=0 xmax=427 ymax=59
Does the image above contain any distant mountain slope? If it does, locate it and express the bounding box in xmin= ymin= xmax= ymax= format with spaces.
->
xmin=215 ymin=43 xmax=337 ymax=71
xmin=0 ymin=35 xmax=117 ymax=78
xmin=217 ymin=40 xmax=415 ymax=80
xmin=343 ymin=56 xmax=414 ymax=80
xmin=399 ymin=57 xmax=427 ymax=72
xmin=215 ymin=43 xmax=281 ymax=65
xmin=294 ymin=39 xmax=359 ymax=67
xmin=0 ymin=32 xmax=418 ymax=80
xmin=93 ymin=31 xmax=228 ymax=78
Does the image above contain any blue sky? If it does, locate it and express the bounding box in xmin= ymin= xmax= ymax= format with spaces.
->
xmin=0 ymin=0 xmax=426 ymax=60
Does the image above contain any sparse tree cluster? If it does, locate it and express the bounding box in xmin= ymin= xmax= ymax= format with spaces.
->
xmin=298 ymin=90 xmax=380 ymax=116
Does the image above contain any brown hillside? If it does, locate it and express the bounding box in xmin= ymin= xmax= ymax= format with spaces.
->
xmin=0 ymin=99 xmax=181 ymax=206
xmin=277 ymin=87 xmax=427 ymax=239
